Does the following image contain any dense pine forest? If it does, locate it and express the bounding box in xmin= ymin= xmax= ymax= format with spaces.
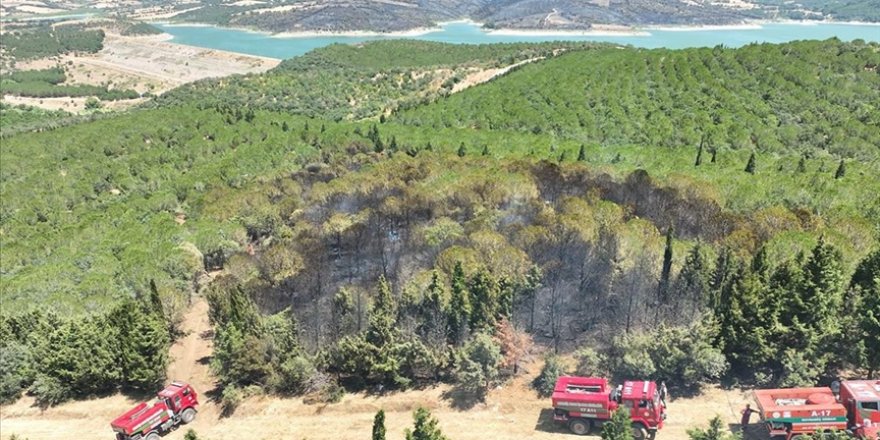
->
xmin=1 ymin=39 xmax=878 ymax=411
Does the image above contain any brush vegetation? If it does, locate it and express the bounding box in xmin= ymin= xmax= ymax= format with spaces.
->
xmin=1 ymin=39 xmax=878 ymax=406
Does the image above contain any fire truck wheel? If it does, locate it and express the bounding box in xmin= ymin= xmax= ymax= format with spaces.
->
xmin=631 ymin=424 xmax=648 ymax=440
xmin=145 ymin=433 xmax=160 ymax=440
xmin=181 ymin=408 xmax=197 ymax=424
xmin=568 ymin=419 xmax=591 ymax=435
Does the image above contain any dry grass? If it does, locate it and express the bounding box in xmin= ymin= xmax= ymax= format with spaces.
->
xmin=0 ymin=298 xmax=764 ymax=440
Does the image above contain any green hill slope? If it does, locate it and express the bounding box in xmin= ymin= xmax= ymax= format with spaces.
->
xmin=396 ymin=39 xmax=880 ymax=159
xmin=156 ymin=40 xmax=603 ymax=120
xmin=1 ymin=39 xmax=878 ymax=406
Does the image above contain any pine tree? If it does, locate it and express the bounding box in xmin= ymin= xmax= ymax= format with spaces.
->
xmin=418 ymin=271 xmax=447 ymax=345
xmin=658 ymin=228 xmax=674 ymax=302
xmin=367 ymin=276 xmax=397 ymax=348
xmin=481 ymin=144 xmax=489 ymax=156
xmin=115 ymin=301 xmax=170 ymax=390
xmin=745 ymin=152 xmax=756 ymax=174
xmin=675 ymin=244 xmax=711 ymax=318
xmin=834 ymin=159 xmax=846 ymax=179
xmin=695 ymin=143 xmax=703 ymax=166
xmin=577 ymin=144 xmax=586 ymax=161
xmin=688 ymin=416 xmax=737 ymax=440
xmin=282 ymin=121 xmax=289 ymax=132
xmin=447 ymin=262 xmax=471 ymax=345
xmin=799 ymin=238 xmax=845 ymax=337
xmin=558 ymin=150 xmax=567 ymax=163
xmin=710 ymin=148 xmax=717 ymax=163
xmin=601 ymin=408 xmax=635 ymax=440
xmin=797 ymin=155 xmax=806 ymax=173
xmin=457 ymin=142 xmax=466 ymax=158
xmin=850 ymin=250 xmax=880 ymax=378
xmin=405 ymin=407 xmax=448 ymax=440
xmin=390 ymin=136 xmax=399 ymax=153
xmin=850 ymin=249 xmax=880 ymax=292
xmin=468 ymin=269 xmax=500 ymax=332
xmin=372 ymin=409 xmax=387 ymax=440
xmin=425 ymin=141 xmax=433 ymax=151
xmin=455 ymin=332 xmax=502 ymax=397
xmin=858 ymin=284 xmax=880 ymax=378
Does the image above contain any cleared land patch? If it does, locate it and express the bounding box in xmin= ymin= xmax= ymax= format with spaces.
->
xmin=1 ymin=32 xmax=280 ymax=113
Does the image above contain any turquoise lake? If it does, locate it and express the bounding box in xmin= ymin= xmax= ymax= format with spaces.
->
xmin=157 ymin=21 xmax=880 ymax=59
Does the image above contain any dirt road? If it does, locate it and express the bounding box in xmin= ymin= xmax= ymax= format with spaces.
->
xmin=0 ymin=298 xmax=758 ymax=440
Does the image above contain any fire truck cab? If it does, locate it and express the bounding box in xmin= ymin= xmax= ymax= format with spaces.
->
xmin=839 ymin=380 xmax=880 ymax=439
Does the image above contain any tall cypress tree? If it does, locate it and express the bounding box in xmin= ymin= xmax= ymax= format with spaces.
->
xmin=658 ymin=228 xmax=674 ymax=302
xmin=447 ymin=262 xmax=471 ymax=345
xmin=796 ymin=156 xmax=807 ymax=173
xmin=695 ymin=143 xmax=704 ymax=166
xmin=834 ymin=160 xmax=846 ymax=179
xmin=744 ymin=152 xmax=756 ymax=174
xmin=751 ymin=245 xmax=771 ymax=283
xmin=577 ymin=144 xmax=586 ymax=161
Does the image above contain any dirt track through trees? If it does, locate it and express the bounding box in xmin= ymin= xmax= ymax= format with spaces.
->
xmin=0 ymin=299 xmax=762 ymax=440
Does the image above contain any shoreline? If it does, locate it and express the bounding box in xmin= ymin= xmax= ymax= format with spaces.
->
xmin=487 ymin=25 xmax=649 ymax=37
xmin=156 ymin=21 xmax=444 ymax=39
xmin=269 ymin=26 xmax=442 ymax=39
xmin=107 ymin=31 xmax=282 ymax=62
xmin=153 ymin=18 xmax=880 ymax=41
xmin=644 ymin=23 xmax=762 ymax=32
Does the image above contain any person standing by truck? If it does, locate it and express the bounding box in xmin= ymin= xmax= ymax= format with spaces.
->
xmin=741 ymin=404 xmax=758 ymax=426
xmin=659 ymin=381 xmax=668 ymax=408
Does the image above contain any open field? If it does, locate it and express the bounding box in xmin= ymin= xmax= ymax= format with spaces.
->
xmin=0 ymin=298 xmax=762 ymax=440
xmin=85 ymin=33 xmax=280 ymax=89
xmin=2 ymin=32 xmax=279 ymax=112
xmin=1 ymin=94 xmax=146 ymax=111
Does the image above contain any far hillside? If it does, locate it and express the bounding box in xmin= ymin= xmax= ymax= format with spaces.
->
xmin=157 ymin=40 xmax=607 ymax=120
xmin=396 ymin=38 xmax=880 ymax=160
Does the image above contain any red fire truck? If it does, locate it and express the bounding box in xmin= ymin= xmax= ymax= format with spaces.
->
xmin=551 ymin=376 xmax=666 ymax=439
xmin=754 ymin=380 xmax=880 ymax=439
xmin=110 ymin=382 xmax=199 ymax=440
